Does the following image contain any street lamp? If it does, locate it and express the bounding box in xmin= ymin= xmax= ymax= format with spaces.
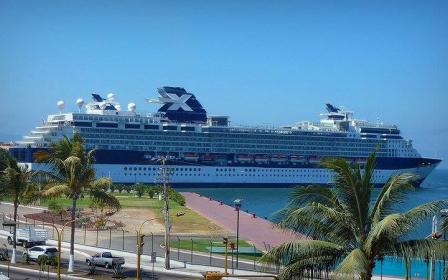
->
xmin=233 ymin=198 xmax=242 ymax=269
xmin=135 ymin=212 xmax=185 ymax=279
xmin=43 ymin=217 xmax=90 ymax=280
xmin=440 ymin=209 xmax=448 ymax=278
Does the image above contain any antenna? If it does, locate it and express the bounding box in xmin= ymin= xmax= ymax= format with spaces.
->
xmin=76 ymin=98 xmax=84 ymax=112
xmin=57 ymin=100 xmax=65 ymax=114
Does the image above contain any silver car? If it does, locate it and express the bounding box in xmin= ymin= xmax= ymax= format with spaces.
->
xmin=86 ymin=252 xmax=125 ymax=269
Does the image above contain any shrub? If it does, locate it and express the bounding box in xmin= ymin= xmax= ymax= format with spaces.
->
xmin=169 ymin=189 xmax=185 ymax=206
xmin=37 ymin=255 xmax=49 ymax=271
xmin=48 ymin=200 xmax=65 ymax=219
xmin=48 ymin=255 xmax=58 ymax=267
xmin=133 ymin=183 xmax=146 ymax=198
xmin=109 ymin=184 xmax=116 ymax=193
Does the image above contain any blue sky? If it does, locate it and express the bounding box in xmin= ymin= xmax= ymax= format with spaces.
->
xmin=0 ymin=0 xmax=447 ymax=167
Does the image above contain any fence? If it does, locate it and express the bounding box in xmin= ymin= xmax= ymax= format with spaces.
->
xmin=3 ymin=213 xmax=447 ymax=279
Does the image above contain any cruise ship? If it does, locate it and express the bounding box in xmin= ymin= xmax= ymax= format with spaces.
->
xmin=10 ymin=87 xmax=441 ymax=187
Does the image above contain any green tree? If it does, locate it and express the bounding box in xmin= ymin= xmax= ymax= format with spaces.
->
xmin=34 ymin=133 xmax=120 ymax=272
xmin=261 ymin=153 xmax=447 ymax=280
xmin=124 ymin=184 xmax=132 ymax=194
xmin=116 ymin=184 xmax=124 ymax=193
xmin=133 ymin=183 xmax=146 ymax=198
xmin=147 ymin=186 xmax=156 ymax=199
xmin=0 ymin=150 xmax=38 ymax=263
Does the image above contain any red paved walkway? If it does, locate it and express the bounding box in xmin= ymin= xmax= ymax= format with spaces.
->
xmin=181 ymin=192 xmax=303 ymax=251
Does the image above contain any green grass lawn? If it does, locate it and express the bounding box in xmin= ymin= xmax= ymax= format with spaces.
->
xmin=169 ymin=238 xmax=262 ymax=261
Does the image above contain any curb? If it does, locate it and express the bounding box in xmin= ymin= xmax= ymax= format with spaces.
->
xmin=0 ymin=264 xmax=90 ymax=279
xmin=0 ymin=202 xmax=47 ymax=211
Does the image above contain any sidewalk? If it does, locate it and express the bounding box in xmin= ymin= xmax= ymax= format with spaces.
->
xmin=182 ymin=192 xmax=302 ymax=250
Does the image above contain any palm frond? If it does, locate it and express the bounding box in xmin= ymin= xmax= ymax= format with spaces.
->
xmin=91 ymin=177 xmax=112 ymax=191
xmin=90 ymin=188 xmax=121 ymax=213
xmin=334 ymin=248 xmax=369 ymax=279
xmin=288 ymin=185 xmax=344 ymax=210
xmin=370 ymin=173 xmax=417 ymax=224
xmin=43 ymin=184 xmax=71 ymax=198
xmin=322 ymin=158 xmax=368 ymax=238
xmin=385 ymin=239 xmax=446 ymax=260
xmin=260 ymin=239 xmax=344 ymax=267
xmin=366 ymin=200 xmax=448 ymax=255
xmin=278 ymin=204 xmax=355 ymax=246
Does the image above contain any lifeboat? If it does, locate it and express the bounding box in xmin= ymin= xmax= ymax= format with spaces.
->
xmin=183 ymin=152 xmax=199 ymax=162
xmin=271 ymin=155 xmax=287 ymax=163
xmin=202 ymin=154 xmax=215 ymax=161
xmin=254 ymin=155 xmax=269 ymax=164
xmin=308 ymin=156 xmax=320 ymax=164
xmin=290 ymin=155 xmax=306 ymax=163
xmin=236 ymin=154 xmax=252 ymax=162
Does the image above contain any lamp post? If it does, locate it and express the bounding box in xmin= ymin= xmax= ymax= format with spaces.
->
xmin=233 ymin=199 xmax=242 ymax=269
xmin=441 ymin=209 xmax=448 ymax=277
xmin=45 ymin=217 xmax=87 ymax=280
xmin=135 ymin=218 xmax=156 ymax=280
xmin=135 ymin=212 xmax=184 ymax=279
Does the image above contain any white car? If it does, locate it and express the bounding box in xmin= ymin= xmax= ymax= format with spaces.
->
xmin=23 ymin=245 xmax=58 ymax=261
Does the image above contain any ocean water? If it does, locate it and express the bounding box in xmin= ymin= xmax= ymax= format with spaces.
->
xmin=181 ymin=169 xmax=448 ymax=278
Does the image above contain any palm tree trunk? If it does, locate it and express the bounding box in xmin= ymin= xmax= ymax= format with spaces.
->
xmin=68 ymin=198 xmax=77 ymax=272
xmin=11 ymin=199 xmax=18 ymax=264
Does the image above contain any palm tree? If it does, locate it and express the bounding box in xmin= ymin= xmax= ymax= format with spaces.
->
xmin=0 ymin=150 xmax=39 ymax=263
xmin=34 ymin=133 xmax=120 ymax=272
xmin=261 ymin=153 xmax=447 ymax=280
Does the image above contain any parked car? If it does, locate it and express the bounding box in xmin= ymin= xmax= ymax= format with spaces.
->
xmin=23 ymin=246 xmax=58 ymax=262
xmin=85 ymin=252 xmax=125 ymax=269
xmin=7 ymin=227 xmax=48 ymax=248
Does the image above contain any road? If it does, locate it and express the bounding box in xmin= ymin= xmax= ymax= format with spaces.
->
xmin=0 ymin=239 xmax=201 ymax=280
xmin=0 ymin=266 xmax=200 ymax=280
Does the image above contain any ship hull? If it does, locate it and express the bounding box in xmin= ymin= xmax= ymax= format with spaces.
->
xmin=21 ymin=160 xmax=439 ymax=188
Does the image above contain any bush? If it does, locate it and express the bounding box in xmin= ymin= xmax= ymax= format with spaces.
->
xmin=37 ymin=255 xmax=49 ymax=271
xmin=169 ymin=188 xmax=185 ymax=206
xmin=48 ymin=200 xmax=65 ymax=219
xmin=109 ymin=184 xmax=116 ymax=193
xmin=48 ymin=255 xmax=58 ymax=267
xmin=133 ymin=184 xmax=146 ymax=198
